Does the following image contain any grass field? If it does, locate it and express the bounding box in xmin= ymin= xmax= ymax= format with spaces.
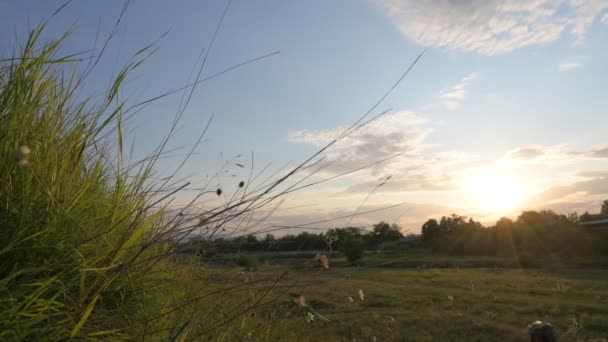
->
xmin=199 ymin=254 xmax=608 ymax=341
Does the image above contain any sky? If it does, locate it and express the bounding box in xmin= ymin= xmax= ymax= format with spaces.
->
xmin=1 ymin=0 xmax=608 ymax=234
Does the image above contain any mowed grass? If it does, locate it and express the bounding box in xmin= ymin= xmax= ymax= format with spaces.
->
xmin=204 ymin=263 xmax=608 ymax=341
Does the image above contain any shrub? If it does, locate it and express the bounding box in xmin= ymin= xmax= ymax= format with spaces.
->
xmin=236 ymin=254 xmax=259 ymax=268
xmin=518 ymin=253 xmax=542 ymax=268
xmin=341 ymin=239 xmax=365 ymax=264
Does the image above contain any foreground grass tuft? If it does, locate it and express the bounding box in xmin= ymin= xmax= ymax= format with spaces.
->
xmin=0 ymin=24 xmax=203 ymax=340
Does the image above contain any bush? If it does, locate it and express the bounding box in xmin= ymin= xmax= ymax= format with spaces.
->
xmin=235 ymin=254 xmax=259 ymax=268
xmin=341 ymin=239 xmax=365 ymax=264
xmin=518 ymin=253 xmax=542 ymax=268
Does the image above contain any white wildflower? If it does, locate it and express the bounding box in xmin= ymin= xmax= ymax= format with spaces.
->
xmin=306 ymin=312 xmax=315 ymax=323
xmin=358 ymin=289 xmax=365 ymax=301
xmin=448 ymin=295 xmax=454 ymax=301
xmin=348 ymin=296 xmax=354 ymax=303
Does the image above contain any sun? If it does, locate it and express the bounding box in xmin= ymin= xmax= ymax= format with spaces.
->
xmin=465 ymin=169 xmax=528 ymax=214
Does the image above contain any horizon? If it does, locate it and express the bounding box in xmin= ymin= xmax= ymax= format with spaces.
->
xmin=3 ymin=0 xmax=607 ymax=234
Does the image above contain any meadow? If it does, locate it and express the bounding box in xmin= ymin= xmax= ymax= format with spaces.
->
xmin=199 ymin=253 xmax=608 ymax=341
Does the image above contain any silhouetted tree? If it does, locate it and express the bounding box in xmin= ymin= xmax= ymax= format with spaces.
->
xmin=601 ymin=200 xmax=608 ymax=215
xmin=367 ymin=221 xmax=403 ymax=246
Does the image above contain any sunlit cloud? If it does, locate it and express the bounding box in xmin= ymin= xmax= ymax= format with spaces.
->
xmin=584 ymin=146 xmax=608 ymax=158
xmin=374 ymin=0 xmax=608 ymax=55
xmin=439 ymin=73 xmax=477 ymax=110
xmin=288 ymin=111 xmax=432 ymax=176
xmin=558 ymin=62 xmax=582 ymax=72
xmin=503 ymin=144 xmax=608 ymax=163
xmin=502 ymin=144 xmax=568 ymax=163
xmin=526 ymin=171 xmax=608 ymax=208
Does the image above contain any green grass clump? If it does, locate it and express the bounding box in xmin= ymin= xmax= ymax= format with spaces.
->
xmin=235 ymin=254 xmax=260 ymax=269
xmin=0 ymin=24 xmax=186 ymax=340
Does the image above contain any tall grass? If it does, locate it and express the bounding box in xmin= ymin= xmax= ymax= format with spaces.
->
xmin=0 ymin=22 xmax=178 ymax=339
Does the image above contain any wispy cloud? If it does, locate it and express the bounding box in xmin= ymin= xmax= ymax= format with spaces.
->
xmin=289 ymin=111 xmax=432 ymax=175
xmin=374 ymin=0 xmax=608 ymax=55
xmin=439 ymin=73 xmax=477 ymax=111
xmin=503 ymin=144 xmax=574 ymax=163
xmin=527 ymin=171 xmax=608 ymax=208
xmin=504 ymin=144 xmax=608 ymax=162
xmin=603 ymin=13 xmax=608 ymax=24
xmin=558 ymin=62 xmax=582 ymax=72
xmin=288 ymin=111 xmax=475 ymax=192
xmin=581 ymin=146 xmax=608 ymax=158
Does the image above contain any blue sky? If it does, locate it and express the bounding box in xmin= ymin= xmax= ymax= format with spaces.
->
xmin=2 ymin=0 xmax=607 ymax=233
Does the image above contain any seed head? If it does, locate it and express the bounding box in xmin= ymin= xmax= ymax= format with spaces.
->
xmin=19 ymin=146 xmax=31 ymax=156
xmin=293 ymin=295 xmax=307 ymax=308
xmin=358 ymin=289 xmax=365 ymax=301
xmin=315 ymin=254 xmax=330 ymax=270
xmin=348 ymin=296 xmax=354 ymax=303
xmin=216 ymin=188 xmax=222 ymax=196
xmin=16 ymin=145 xmax=31 ymax=167
xmin=239 ymin=181 xmax=245 ymax=188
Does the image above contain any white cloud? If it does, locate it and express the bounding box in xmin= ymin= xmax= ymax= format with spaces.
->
xmin=603 ymin=13 xmax=608 ymax=24
xmin=288 ymin=111 xmax=479 ymax=197
xmin=558 ymin=62 xmax=582 ymax=71
xmin=289 ymin=111 xmax=432 ymax=175
xmin=439 ymin=73 xmax=477 ymax=110
xmin=374 ymin=0 xmax=608 ymax=55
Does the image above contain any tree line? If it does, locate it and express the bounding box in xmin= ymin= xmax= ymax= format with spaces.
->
xmin=184 ymin=222 xmax=404 ymax=256
xmin=182 ymin=202 xmax=608 ymax=259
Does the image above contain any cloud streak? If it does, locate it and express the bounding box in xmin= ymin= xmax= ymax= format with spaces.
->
xmin=439 ymin=73 xmax=477 ymax=110
xmin=558 ymin=62 xmax=582 ymax=72
xmin=504 ymin=144 xmax=608 ymax=162
xmin=374 ymin=0 xmax=608 ymax=55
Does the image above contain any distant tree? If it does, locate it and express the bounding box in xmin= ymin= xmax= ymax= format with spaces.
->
xmin=245 ymin=235 xmax=259 ymax=250
xmin=567 ymin=212 xmax=579 ymax=223
xmin=368 ymin=221 xmax=403 ymax=246
xmin=495 ymin=217 xmax=514 ymax=230
xmin=421 ymin=219 xmax=441 ymax=246
xmin=602 ymin=200 xmax=608 ymax=215
xmin=325 ymin=227 xmax=363 ymax=249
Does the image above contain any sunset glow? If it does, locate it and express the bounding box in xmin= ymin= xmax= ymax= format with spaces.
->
xmin=465 ymin=169 xmax=528 ymax=214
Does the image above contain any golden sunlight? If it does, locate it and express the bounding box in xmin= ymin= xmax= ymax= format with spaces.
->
xmin=465 ymin=169 xmax=528 ymax=214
